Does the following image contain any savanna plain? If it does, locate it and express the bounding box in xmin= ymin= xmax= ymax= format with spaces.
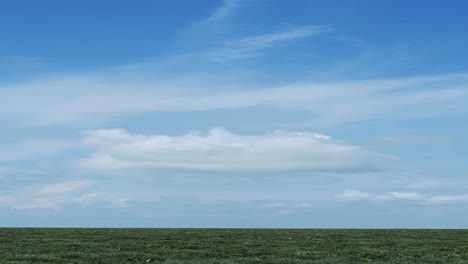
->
xmin=0 ymin=228 xmax=467 ymax=263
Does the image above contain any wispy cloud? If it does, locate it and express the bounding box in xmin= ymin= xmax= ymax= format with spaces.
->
xmin=16 ymin=198 xmax=61 ymax=210
xmin=336 ymin=189 xmax=425 ymax=202
xmin=403 ymin=180 xmax=440 ymax=190
xmin=0 ymin=139 xmax=74 ymax=162
xmin=0 ymin=195 xmax=13 ymax=206
xmin=183 ymin=1 xmax=330 ymax=62
xmin=337 ymin=189 xmax=468 ymax=205
xmin=10 ymin=180 xmax=128 ymax=210
xmin=239 ymin=25 xmax=331 ymax=47
xmin=207 ymin=25 xmax=331 ymax=62
xmin=203 ymin=0 xmax=239 ymax=24
xmin=376 ymin=136 xmax=457 ymax=146
xmin=1 ymin=71 xmax=467 ymax=126
xmin=426 ymin=194 xmax=468 ymax=204
xmin=40 ymin=180 xmax=92 ymax=194
xmin=183 ymin=0 xmax=241 ymax=40
xmin=73 ymin=192 xmax=130 ymax=208
xmin=75 ymin=128 xmax=392 ymax=175
xmin=0 ymin=57 xmax=43 ymax=74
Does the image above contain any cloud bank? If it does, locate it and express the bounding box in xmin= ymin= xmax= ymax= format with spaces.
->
xmin=76 ymin=128 xmax=393 ymax=175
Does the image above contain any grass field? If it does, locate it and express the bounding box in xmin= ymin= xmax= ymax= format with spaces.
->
xmin=0 ymin=228 xmax=467 ymax=263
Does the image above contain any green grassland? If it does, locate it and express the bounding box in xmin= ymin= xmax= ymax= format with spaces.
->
xmin=0 ymin=228 xmax=467 ymax=263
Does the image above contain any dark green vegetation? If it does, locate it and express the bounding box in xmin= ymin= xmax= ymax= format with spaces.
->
xmin=0 ymin=228 xmax=467 ymax=263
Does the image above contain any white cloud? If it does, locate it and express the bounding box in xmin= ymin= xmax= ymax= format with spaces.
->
xmin=336 ymin=189 xmax=425 ymax=202
xmin=1 ymin=1 xmax=467 ymax=128
xmin=337 ymin=189 xmax=468 ymax=205
xmin=336 ymin=189 xmax=371 ymax=201
xmin=426 ymin=194 xmax=468 ymax=204
xmin=291 ymin=202 xmax=313 ymax=208
xmin=75 ymin=128 xmax=393 ymax=175
xmin=40 ymin=180 xmax=92 ymax=194
xmin=391 ymin=192 xmax=425 ymax=200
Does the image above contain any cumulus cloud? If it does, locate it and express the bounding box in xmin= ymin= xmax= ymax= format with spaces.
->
xmin=75 ymin=128 xmax=393 ymax=175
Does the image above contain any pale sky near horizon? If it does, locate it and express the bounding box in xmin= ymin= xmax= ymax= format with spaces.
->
xmin=1 ymin=0 xmax=467 ymax=228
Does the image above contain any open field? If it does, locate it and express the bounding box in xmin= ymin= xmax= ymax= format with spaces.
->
xmin=0 ymin=228 xmax=467 ymax=263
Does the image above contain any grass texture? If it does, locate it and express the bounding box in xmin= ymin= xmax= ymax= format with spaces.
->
xmin=0 ymin=228 xmax=467 ymax=263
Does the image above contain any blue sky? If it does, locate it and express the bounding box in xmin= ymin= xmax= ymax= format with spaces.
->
xmin=1 ymin=0 xmax=468 ymax=228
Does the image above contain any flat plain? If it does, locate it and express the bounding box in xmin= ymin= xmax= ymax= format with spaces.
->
xmin=0 ymin=228 xmax=467 ymax=263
